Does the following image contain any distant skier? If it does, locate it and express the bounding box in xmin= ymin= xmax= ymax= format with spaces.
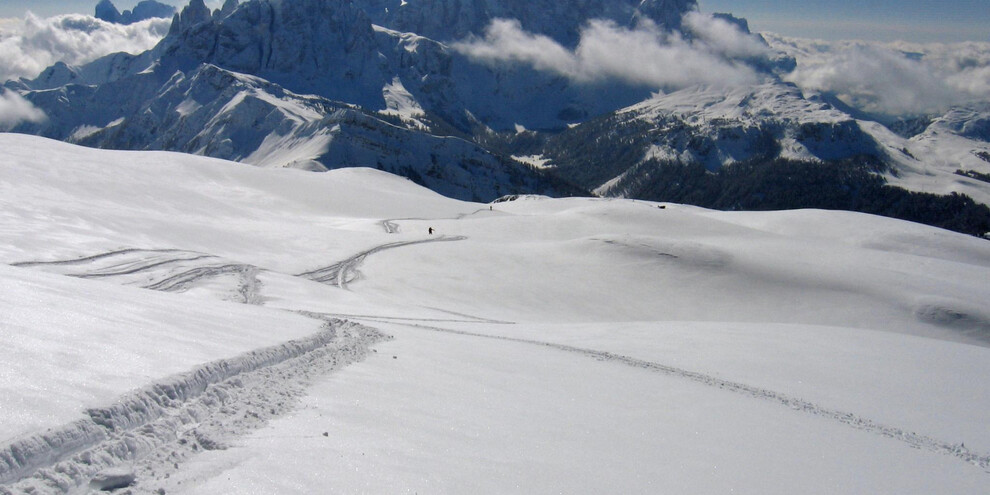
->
xmin=428 ymin=227 xmax=434 ymax=235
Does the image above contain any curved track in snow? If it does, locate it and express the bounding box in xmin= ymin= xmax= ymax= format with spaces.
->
xmin=298 ymin=236 xmax=467 ymax=289
xmin=385 ymin=321 xmax=990 ymax=472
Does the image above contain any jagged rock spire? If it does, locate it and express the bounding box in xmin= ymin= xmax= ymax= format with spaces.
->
xmin=169 ymin=0 xmax=214 ymax=34
xmin=95 ymin=0 xmax=122 ymax=23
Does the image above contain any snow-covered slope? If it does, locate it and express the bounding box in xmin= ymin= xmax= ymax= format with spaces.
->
xmin=538 ymin=82 xmax=990 ymax=207
xmin=903 ymin=104 xmax=990 ymax=188
xmin=14 ymin=59 xmax=576 ymax=202
xmin=1 ymin=134 xmax=989 ymax=493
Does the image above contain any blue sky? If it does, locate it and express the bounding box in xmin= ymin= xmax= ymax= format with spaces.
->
xmin=702 ymin=0 xmax=988 ymax=42
xmin=0 ymin=1 xmax=196 ymax=18
xmin=0 ymin=0 xmax=986 ymax=42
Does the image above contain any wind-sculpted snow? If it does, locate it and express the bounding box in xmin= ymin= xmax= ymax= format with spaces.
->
xmin=0 ymin=318 xmax=387 ymax=494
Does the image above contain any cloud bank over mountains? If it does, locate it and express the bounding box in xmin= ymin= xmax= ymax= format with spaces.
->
xmin=453 ymin=12 xmax=771 ymax=90
xmin=767 ymin=34 xmax=990 ymax=116
xmin=0 ymin=7 xmax=987 ymax=119
xmin=0 ymin=13 xmax=170 ymax=82
xmin=454 ymin=11 xmax=990 ymax=117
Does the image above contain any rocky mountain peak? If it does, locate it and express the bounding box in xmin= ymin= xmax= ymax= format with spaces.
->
xmin=96 ymin=0 xmax=176 ymax=25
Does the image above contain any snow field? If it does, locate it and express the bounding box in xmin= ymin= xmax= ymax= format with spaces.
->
xmin=2 ymin=134 xmax=989 ymax=493
xmin=166 ymin=322 xmax=989 ymax=494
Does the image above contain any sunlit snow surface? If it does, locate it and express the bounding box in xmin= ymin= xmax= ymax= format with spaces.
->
xmin=1 ymin=134 xmax=989 ymax=493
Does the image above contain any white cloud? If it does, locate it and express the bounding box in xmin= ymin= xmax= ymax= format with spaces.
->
xmin=766 ymin=34 xmax=990 ymax=116
xmin=453 ymin=14 xmax=769 ymax=90
xmin=0 ymin=89 xmax=47 ymax=130
xmin=0 ymin=13 xmax=171 ymax=82
xmin=452 ymin=18 xmax=581 ymax=76
xmin=682 ymin=12 xmax=770 ymax=60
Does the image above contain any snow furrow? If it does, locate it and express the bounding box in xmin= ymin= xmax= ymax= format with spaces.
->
xmin=398 ymin=322 xmax=990 ymax=471
xmin=0 ymin=319 xmax=389 ymax=494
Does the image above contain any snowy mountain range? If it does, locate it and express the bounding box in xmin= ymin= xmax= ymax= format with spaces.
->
xmin=3 ymin=0 xmax=990 ymax=234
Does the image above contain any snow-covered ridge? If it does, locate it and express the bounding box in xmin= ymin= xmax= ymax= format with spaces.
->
xmin=539 ymin=82 xmax=990 ymax=208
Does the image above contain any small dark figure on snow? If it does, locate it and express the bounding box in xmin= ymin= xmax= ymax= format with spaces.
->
xmin=428 ymin=227 xmax=434 ymax=235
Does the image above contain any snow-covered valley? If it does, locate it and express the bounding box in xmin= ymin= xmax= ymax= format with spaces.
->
xmin=1 ymin=133 xmax=989 ymax=493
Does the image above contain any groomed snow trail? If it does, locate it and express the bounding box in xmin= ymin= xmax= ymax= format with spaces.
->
xmin=0 ymin=318 xmax=389 ymax=494
xmin=388 ymin=321 xmax=990 ymax=472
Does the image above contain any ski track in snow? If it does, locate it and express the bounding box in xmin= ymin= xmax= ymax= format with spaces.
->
xmin=297 ymin=235 xmax=467 ymax=289
xmin=8 ymin=225 xmax=989 ymax=489
xmin=12 ymin=249 xmax=264 ymax=305
xmin=0 ymin=318 xmax=389 ymax=494
xmin=11 ymin=233 xmax=471 ymax=304
xmin=380 ymin=208 xmax=493 ymax=234
xmin=371 ymin=320 xmax=990 ymax=473
xmin=381 ymin=219 xmax=400 ymax=234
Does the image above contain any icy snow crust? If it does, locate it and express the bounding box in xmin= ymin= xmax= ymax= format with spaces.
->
xmin=2 ymin=134 xmax=990 ymax=493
